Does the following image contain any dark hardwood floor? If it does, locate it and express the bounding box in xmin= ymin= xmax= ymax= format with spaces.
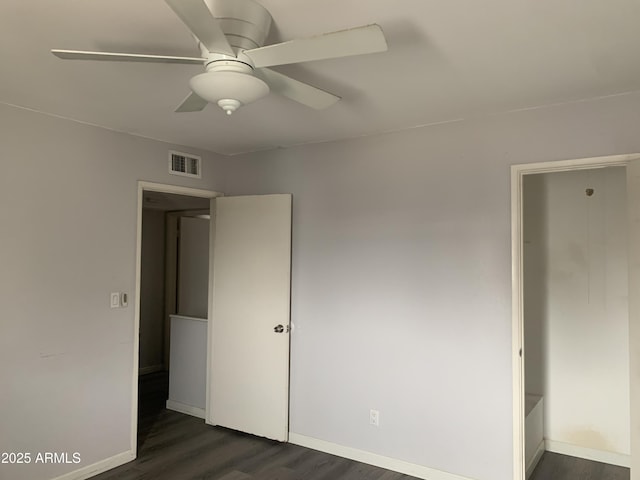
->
xmin=92 ymin=372 xmax=415 ymax=480
xmin=530 ymin=452 xmax=630 ymax=480
xmin=94 ymin=373 xmax=631 ymax=480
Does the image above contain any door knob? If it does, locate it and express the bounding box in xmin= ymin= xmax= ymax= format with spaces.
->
xmin=274 ymin=324 xmax=289 ymax=333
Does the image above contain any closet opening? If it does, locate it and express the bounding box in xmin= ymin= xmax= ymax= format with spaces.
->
xmin=522 ymin=167 xmax=630 ymax=479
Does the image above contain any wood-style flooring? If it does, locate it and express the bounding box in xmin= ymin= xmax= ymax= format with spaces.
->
xmin=94 ymin=372 xmax=631 ymax=480
xmin=92 ymin=372 xmax=415 ymax=480
xmin=530 ymin=452 xmax=629 ymax=480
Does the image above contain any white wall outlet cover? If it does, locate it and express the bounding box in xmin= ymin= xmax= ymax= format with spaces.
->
xmin=110 ymin=292 xmax=120 ymax=309
xmin=370 ymin=409 xmax=380 ymax=427
xmin=120 ymin=292 xmax=128 ymax=307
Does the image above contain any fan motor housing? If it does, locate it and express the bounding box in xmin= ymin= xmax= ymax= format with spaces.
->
xmin=201 ymin=0 xmax=272 ymax=54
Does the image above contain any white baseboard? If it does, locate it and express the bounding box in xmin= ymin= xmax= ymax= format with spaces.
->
xmin=166 ymin=399 xmax=205 ymax=419
xmin=288 ymin=433 xmax=475 ymax=480
xmin=545 ymin=439 xmax=630 ymax=468
xmin=526 ymin=440 xmax=545 ymax=478
xmin=138 ymin=365 xmax=164 ymax=375
xmin=50 ymin=450 xmax=135 ymax=480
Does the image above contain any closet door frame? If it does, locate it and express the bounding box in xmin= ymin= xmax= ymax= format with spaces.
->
xmin=511 ymin=153 xmax=640 ymax=480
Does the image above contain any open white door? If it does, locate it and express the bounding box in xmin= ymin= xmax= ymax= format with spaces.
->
xmin=207 ymin=194 xmax=291 ymax=441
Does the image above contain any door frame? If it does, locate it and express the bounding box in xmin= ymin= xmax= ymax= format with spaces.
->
xmin=511 ymin=153 xmax=640 ymax=480
xmin=131 ymin=181 xmax=221 ymax=456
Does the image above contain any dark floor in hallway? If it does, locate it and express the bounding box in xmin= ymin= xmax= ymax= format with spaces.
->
xmin=529 ymin=451 xmax=629 ymax=480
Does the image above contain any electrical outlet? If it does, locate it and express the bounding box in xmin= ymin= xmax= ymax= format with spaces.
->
xmin=110 ymin=292 xmax=120 ymax=309
xmin=120 ymin=292 xmax=128 ymax=307
xmin=370 ymin=409 xmax=380 ymax=427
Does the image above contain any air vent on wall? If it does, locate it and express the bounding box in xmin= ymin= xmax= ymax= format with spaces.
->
xmin=169 ymin=151 xmax=201 ymax=178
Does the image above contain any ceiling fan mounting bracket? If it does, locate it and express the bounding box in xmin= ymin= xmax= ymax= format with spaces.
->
xmin=203 ymin=0 xmax=272 ymax=53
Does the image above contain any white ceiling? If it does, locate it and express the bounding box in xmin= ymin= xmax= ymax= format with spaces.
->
xmin=2 ymin=0 xmax=639 ymax=156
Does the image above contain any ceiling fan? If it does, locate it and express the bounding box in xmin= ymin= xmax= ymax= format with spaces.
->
xmin=51 ymin=0 xmax=388 ymax=116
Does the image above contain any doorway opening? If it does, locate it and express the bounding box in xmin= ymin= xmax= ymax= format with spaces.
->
xmin=522 ymin=167 xmax=629 ymax=478
xmin=132 ymin=181 xmax=220 ymax=454
xmin=512 ymin=154 xmax=640 ymax=480
xmin=130 ymin=182 xmax=292 ymax=460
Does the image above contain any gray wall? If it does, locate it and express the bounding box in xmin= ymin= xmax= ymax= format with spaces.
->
xmin=523 ymin=173 xmax=546 ymax=397
xmin=140 ymin=208 xmax=166 ymax=372
xmin=177 ymin=216 xmax=210 ymax=319
xmin=2 ymin=87 xmax=640 ymax=480
xmin=0 ymin=103 xmax=226 ymax=480
xmin=222 ymin=91 xmax=640 ymax=480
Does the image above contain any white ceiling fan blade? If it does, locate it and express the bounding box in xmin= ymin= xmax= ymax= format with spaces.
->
xmin=51 ymin=49 xmax=205 ymax=65
xmin=244 ymin=24 xmax=387 ymax=68
xmin=175 ymin=92 xmax=209 ymax=112
xmin=257 ymin=68 xmax=340 ymax=109
xmin=165 ymin=0 xmax=235 ymax=56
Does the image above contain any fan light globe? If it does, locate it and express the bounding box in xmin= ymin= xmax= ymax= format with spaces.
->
xmin=189 ymin=71 xmax=269 ymax=115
